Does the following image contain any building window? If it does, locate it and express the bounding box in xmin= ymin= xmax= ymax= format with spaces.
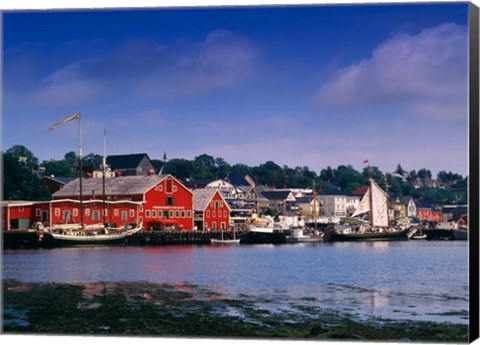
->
xmin=166 ymin=179 xmax=173 ymax=193
xmin=173 ymin=186 xmax=177 ymax=192
xmin=140 ymin=205 xmax=144 ymax=212
xmin=92 ymin=210 xmax=100 ymax=221
xmin=176 ymin=211 xmax=180 ymax=218
xmin=187 ymin=211 xmax=191 ymax=218
xmin=35 ymin=208 xmax=41 ymax=216
xmin=221 ymin=222 xmax=226 ymax=230
xmin=130 ymin=210 xmax=134 ymax=217
xmin=146 ymin=210 xmax=151 ymax=218
xmin=166 ymin=197 xmax=174 ymax=206
xmin=19 ymin=206 xmax=24 ymax=212
xmin=63 ymin=210 xmax=71 ymax=221
xmin=121 ymin=211 xmax=127 ymax=221
xmin=220 ymin=201 xmax=223 ymax=208
xmin=114 ymin=209 xmax=119 ymax=217
xmin=169 ymin=210 xmax=174 ymax=218
xmin=224 ymin=210 xmax=227 ymax=217
xmin=55 ymin=208 xmax=60 ymax=217
xmin=152 ymin=210 xmax=157 ymax=218
xmin=214 ymin=201 xmax=219 ymax=209
xmin=85 ymin=208 xmax=90 ymax=217
xmin=73 ymin=209 xmax=78 ymax=217
xmin=181 ymin=211 xmax=185 ymax=218
xmin=158 ymin=210 xmax=163 ymax=218
xmin=206 ymin=210 xmax=210 ymax=217
xmin=212 ymin=222 xmax=217 ymax=230
xmin=159 ymin=185 xmax=163 ymax=192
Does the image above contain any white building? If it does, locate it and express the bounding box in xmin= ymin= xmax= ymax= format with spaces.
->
xmin=318 ymin=192 xmax=360 ymax=218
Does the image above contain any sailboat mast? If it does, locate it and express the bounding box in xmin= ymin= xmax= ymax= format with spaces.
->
xmin=102 ymin=129 xmax=107 ymax=225
xmin=369 ymin=178 xmax=374 ymax=227
xmin=313 ymin=179 xmax=317 ymax=229
xmin=78 ymin=114 xmax=84 ymax=228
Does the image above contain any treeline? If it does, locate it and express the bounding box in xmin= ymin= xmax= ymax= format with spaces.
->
xmin=2 ymin=145 xmax=468 ymax=205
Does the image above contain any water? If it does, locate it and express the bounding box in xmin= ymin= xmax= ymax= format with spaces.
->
xmin=2 ymin=241 xmax=469 ymax=324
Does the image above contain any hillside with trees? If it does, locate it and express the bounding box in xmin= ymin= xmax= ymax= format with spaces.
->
xmin=2 ymin=145 xmax=467 ymax=206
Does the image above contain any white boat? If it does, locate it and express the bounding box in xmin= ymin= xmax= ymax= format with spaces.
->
xmin=210 ymin=230 xmax=240 ymax=244
xmin=286 ymin=227 xmax=323 ymax=243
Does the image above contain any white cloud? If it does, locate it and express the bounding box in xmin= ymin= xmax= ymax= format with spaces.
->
xmin=316 ymin=23 xmax=468 ymax=120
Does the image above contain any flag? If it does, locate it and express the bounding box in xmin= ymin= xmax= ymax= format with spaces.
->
xmin=363 ymin=159 xmax=369 ymax=164
xmin=48 ymin=113 xmax=80 ymax=131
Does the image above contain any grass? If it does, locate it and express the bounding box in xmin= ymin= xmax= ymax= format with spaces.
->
xmin=2 ymin=279 xmax=469 ymax=342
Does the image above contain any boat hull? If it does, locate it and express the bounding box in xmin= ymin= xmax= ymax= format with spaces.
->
xmin=47 ymin=233 xmax=130 ymax=246
xmin=285 ymin=236 xmax=323 ymax=243
xmin=452 ymin=228 xmax=468 ymax=240
xmin=210 ymin=239 xmax=241 ymax=244
xmin=240 ymin=230 xmax=287 ymax=244
xmin=329 ymin=228 xmax=410 ymax=242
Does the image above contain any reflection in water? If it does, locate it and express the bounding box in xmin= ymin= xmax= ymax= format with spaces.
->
xmin=3 ymin=241 xmax=468 ymax=324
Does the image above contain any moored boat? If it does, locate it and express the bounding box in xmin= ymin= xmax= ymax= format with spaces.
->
xmin=285 ymin=228 xmax=324 ymax=243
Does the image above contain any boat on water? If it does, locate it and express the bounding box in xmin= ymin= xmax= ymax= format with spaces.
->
xmin=210 ymin=230 xmax=241 ymax=244
xmin=240 ymin=216 xmax=289 ymax=244
xmin=434 ymin=221 xmax=468 ymax=240
xmin=327 ymin=178 xmax=410 ymax=242
xmin=285 ymin=227 xmax=324 ymax=243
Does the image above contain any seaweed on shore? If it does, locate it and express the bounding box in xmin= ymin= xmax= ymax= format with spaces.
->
xmin=2 ymin=280 xmax=468 ymax=342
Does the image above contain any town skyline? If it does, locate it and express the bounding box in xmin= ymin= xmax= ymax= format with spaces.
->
xmin=2 ymin=2 xmax=470 ymax=176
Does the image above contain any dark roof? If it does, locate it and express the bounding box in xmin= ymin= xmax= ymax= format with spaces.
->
xmin=295 ymin=196 xmax=314 ymax=204
xmin=260 ymin=190 xmax=293 ymax=201
xmin=183 ymin=179 xmax=214 ymax=188
xmin=106 ymin=153 xmax=152 ymax=170
xmin=225 ymin=173 xmax=253 ymax=187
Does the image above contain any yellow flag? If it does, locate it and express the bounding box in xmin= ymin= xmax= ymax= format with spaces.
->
xmin=48 ymin=113 xmax=81 ymax=131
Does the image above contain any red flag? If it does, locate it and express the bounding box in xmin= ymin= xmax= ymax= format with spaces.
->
xmin=363 ymin=160 xmax=369 ymax=164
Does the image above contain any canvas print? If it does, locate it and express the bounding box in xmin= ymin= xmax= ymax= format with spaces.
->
xmin=1 ymin=1 xmax=478 ymax=343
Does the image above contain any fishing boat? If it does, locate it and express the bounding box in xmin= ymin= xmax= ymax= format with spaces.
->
xmin=285 ymin=227 xmax=324 ymax=243
xmin=40 ymin=115 xmax=143 ymax=246
xmin=240 ymin=216 xmax=288 ymax=244
xmin=328 ymin=179 xmax=410 ymax=242
xmin=210 ymin=229 xmax=241 ymax=244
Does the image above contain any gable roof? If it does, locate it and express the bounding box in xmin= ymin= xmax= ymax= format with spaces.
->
xmin=106 ymin=153 xmax=153 ymax=170
xmin=260 ymin=190 xmax=294 ymax=201
xmin=183 ymin=178 xmax=215 ymax=188
xmin=192 ymin=189 xmax=230 ymax=212
xmin=53 ymin=174 xmax=172 ymax=198
xmin=41 ymin=176 xmax=75 ymax=185
xmin=295 ymin=196 xmax=315 ymax=204
xmin=225 ymin=173 xmax=254 ymax=187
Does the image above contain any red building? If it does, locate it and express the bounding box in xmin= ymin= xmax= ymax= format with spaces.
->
xmin=1 ymin=201 xmax=49 ymax=230
xmin=53 ymin=174 xmax=194 ymax=230
xmin=417 ymin=208 xmax=443 ymax=222
xmin=193 ymin=189 xmax=231 ymax=231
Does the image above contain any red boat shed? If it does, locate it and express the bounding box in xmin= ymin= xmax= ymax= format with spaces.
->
xmin=1 ymin=201 xmax=50 ymax=230
xmin=53 ymin=174 xmax=194 ymax=230
xmin=193 ymin=189 xmax=231 ymax=231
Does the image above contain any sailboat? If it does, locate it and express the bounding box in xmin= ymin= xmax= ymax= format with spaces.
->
xmin=328 ymin=179 xmax=410 ymax=242
xmin=210 ymin=229 xmax=240 ymax=244
xmin=41 ymin=115 xmax=142 ymax=245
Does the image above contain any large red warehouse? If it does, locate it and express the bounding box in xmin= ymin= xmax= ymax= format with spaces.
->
xmin=53 ymin=174 xmax=194 ymax=230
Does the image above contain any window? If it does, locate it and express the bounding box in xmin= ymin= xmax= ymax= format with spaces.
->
xmin=173 ymin=186 xmax=177 ymax=192
xmin=19 ymin=206 xmax=24 ymax=212
xmin=85 ymin=208 xmax=90 ymax=217
xmin=121 ymin=211 xmax=128 ymax=221
xmin=214 ymin=201 xmax=219 ymax=209
xmin=92 ymin=210 xmax=100 ymax=221
xmin=146 ymin=210 xmax=151 ymax=218
xmin=140 ymin=205 xmax=144 ymax=212
xmin=220 ymin=201 xmax=223 ymax=208
xmin=152 ymin=210 xmax=157 ymax=218
xmin=159 ymin=185 xmax=163 ymax=192
xmin=206 ymin=210 xmax=210 ymax=217
xmin=158 ymin=210 xmax=163 ymax=218
xmin=176 ymin=211 xmax=180 ymax=218
xmin=130 ymin=210 xmax=134 ymax=217
xmin=63 ymin=211 xmax=71 ymax=221
xmin=36 ymin=208 xmax=41 ymax=216
xmin=114 ymin=209 xmax=119 ymax=217
xmin=55 ymin=208 xmax=60 ymax=217
xmin=181 ymin=211 xmax=185 ymax=218
xmin=166 ymin=197 xmax=174 ymax=206
xmin=221 ymin=222 xmax=226 ymax=230
xmin=73 ymin=209 xmax=78 ymax=217
xmin=166 ymin=178 xmax=173 ymax=193
xmin=224 ymin=210 xmax=227 ymax=217
xmin=212 ymin=222 xmax=217 ymax=230
xmin=187 ymin=211 xmax=191 ymax=218
xmin=169 ymin=210 xmax=174 ymax=218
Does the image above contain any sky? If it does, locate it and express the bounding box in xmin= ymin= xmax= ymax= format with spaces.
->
xmin=1 ymin=1 xmax=471 ymax=177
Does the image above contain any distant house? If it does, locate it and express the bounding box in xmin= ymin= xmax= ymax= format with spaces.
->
xmin=106 ymin=153 xmax=156 ymax=176
xmin=390 ymin=196 xmax=417 ymax=219
xmin=417 ymin=202 xmax=443 ymax=222
xmin=295 ymin=196 xmax=320 ymax=219
xmin=260 ymin=190 xmax=296 ymax=215
xmin=40 ymin=176 xmax=75 ymax=195
xmin=317 ymin=191 xmax=360 ymax=218
xmin=442 ymin=204 xmax=468 ymax=222
xmin=193 ymin=189 xmax=231 ymax=231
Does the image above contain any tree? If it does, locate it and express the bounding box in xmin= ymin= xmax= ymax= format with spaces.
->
xmin=417 ymin=168 xmax=432 ymax=181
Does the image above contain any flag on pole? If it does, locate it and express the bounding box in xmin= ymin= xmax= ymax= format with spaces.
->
xmin=48 ymin=113 xmax=81 ymax=131
xmin=363 ymin=159 xmax=369 ymax=164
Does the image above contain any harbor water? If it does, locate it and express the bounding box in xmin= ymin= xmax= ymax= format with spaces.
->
xmin=2 ymin=240 xmax=469 ymax=325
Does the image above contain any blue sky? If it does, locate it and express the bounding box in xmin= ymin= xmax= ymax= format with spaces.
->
xmin=2 ymin=2 xmax=470 ymax=176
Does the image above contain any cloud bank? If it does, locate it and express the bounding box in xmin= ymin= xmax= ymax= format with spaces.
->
xmin=316 ymin=23 xmax=468 ymax=120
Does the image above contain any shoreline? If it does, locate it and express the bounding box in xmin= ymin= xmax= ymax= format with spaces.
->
xmin=2 ymin=280 xmax=469 ymax=342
